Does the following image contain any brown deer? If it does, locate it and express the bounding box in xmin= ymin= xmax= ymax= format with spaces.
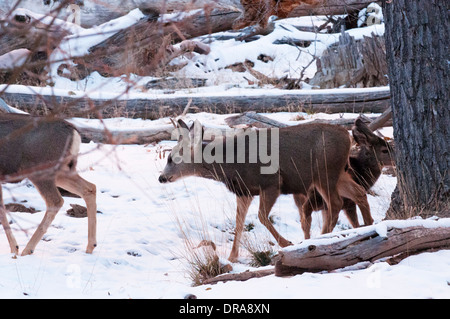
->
xmin=159 ymin=119 xmax=372 ymax=262
xmin=298 ymin=118 xmax=395 ymax=239
xmin=0 ymin=113 xmax=97 ymax=256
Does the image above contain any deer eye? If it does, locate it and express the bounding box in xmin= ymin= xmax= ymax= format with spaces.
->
xmin=168 ymin=155 xmax=173 ymax=163
xmin=382 ymin=149 xmax=389 ymax=154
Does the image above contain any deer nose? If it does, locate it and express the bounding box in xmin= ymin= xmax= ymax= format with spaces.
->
xmin=158 ymin=175 xmax=168 ymax=183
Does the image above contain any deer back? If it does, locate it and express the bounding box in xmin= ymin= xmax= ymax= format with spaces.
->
xmin=160 ymin=120 xmax=352 ymax=197
xmin=0 ymin=113 xmax=79 ymax=181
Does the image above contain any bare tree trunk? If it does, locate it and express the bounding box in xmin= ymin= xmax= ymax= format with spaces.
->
xmin=383 ymin=0 xmax=450 ymax=218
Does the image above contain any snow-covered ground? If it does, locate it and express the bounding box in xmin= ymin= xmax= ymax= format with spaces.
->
xmin=1 ymin=112 xmax=449 ymax=299
xmin=0 ymin=4 xmax=449 ymax=299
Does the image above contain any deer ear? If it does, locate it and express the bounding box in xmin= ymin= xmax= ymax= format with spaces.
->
xmin=191 ymin=120 xmax=203 ymax=154
xmin=176 ymin=119 xmax=190 ymax=142
xmin=192 ymin=119 xmax=204 ymax=141
xmin=352 ymin=118 xmax=379 ymax=145
xmin=177 ymin=119 xmax=189 ymax=130
xmin=352 ymin=128 xmax=367 ymax=145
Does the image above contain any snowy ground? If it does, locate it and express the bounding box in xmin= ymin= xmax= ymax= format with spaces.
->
xmin=1 ymin=112 xmax=449 ymax=299
xmin=1 ymin=5 xmax=449 ymax=300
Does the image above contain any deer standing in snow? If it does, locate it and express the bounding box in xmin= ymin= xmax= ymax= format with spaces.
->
xmin=159 ymin=119 xmax=372 ymax=262
xmin=299 ymin=118 xmax=395 ymax=239
xmin=0 ymin=113 xmax=97 ymax=256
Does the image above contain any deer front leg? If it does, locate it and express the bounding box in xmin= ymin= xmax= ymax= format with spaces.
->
xmin=229 ymin=195 xmax=253 ymax=262
xmin=22 ymin=179 xmax=64 ymax=256
xmin=259 ymin=188 xmax=292 ymax=248
xmin=0 ymin=185 xmax=19 ymax=255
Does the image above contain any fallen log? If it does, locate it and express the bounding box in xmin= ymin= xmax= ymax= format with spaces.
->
xmin=234 ymin=0 xmax=382 ymax=30
xmin=0 ymin=5 xmax=240 ymax=79
xmin=275 ymin=220 xmax=450 ymax=276
xmin=202 ymin=268 xmax=275 ymax=285
xmin=74 ymin=123 xmax=174 ymax=144
xmin=368 ymin=106 xmax=391 ymax=131
xmin=78 ymin=5 xmax=241 ymax=77
xmin=0 ymin=86 xmax=391 ymax=119
xmin=225 ymin=111 xmax=289 ymax=128
xmin=0 ymin=0 xmax=240 ymax=28
xmin=225 ymin=111 xmax=392 ymax=129
xmin=290 ymin=0 xmax=382 ymax=17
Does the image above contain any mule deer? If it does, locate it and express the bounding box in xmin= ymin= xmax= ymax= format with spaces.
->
xmin=0 ymin=113 xmax=97 ymax=256
xmin=299 ymin=118 xmax=395 ymax=239
xmin=159 ymin=119 xmax=372 ymax=262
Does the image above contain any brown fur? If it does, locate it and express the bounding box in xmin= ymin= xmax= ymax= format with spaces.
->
xmin=159 ymin=119 xmax=372 ymax=261
xmin=299 ymin=119 xmax=395 ymax=238
xmin=0 ymin=113 xmax=97 ymax=256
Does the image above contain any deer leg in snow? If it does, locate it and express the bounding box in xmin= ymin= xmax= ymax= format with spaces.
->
xmin=0 ymin=185 xmax=19 ymax=255
xmin=259 ymin=188 xmax=292 ymax=248
xmin=229 ymin=195 xmax=253 ymax=262
xmin=56 ymin=173 xmax=97 ymax=254
xmin=22 ymin=178 xmax=64 ymax=256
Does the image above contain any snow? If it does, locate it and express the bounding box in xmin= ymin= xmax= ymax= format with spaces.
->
xmin=1 ymin=114 xmax=449 ymax=299
xmin=1 ymin=4 xmax=449 ymax=300
xmin=0 ymin=49 xmax=30 ymax=70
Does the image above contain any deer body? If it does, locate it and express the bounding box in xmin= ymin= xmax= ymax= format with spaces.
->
xmin=159 ymin=120 xmax=372 ymax=261
xmin=0 ymin=113 xmax=97 ymax=256
xmin=300 ymin=118 xmax=395 ymax=239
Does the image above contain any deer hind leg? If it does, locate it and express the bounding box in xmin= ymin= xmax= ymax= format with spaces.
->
xmin=0 ymin=185 xmax=19 ymax=255
xmin=294 ymin=193 xmax=315 ymax=239
xmin=294 ymin=193 xmax=315 ymax=240
xmin=338 ymin=172 xmax=373 ymax=227
xmin=229 ymin=195 xmax=253 ymax=262
xmin=315 ymin=183 xmax=343 ymax=235
xmin=342 ymin=199 xmax=360 ymax=228
xmin=56 ymin=173 xmax=97 ymax=254
xmin=259 ymin=188 xmax=292 ymax=248
xmin=22 ymin=179 xmax=64 ymax=256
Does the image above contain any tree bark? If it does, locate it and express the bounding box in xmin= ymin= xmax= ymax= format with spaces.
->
xmin=383 ymin=0 xmax=449 ymax=218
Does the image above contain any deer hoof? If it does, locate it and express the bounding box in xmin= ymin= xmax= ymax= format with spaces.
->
xmin=86 ymin=243 xmax=97 ymax=254
xmin=11 ymin=245 xmax=19 ymax=255
xmin=279 ymin=239 xmax=293 ymax=248
xmin=21 ymin=249 xmax=33 ymax=256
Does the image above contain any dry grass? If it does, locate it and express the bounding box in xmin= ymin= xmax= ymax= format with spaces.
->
xmin=241 ymin=230 xmax=276 ymax=267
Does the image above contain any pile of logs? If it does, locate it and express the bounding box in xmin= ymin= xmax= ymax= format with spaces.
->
xmin=0 ymin=0 xmax=385 ymax=85
xmin=0 ymin=3 xmax=241 ymax=81
xmin=0 ymin=0 xmax=390 ymax=119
